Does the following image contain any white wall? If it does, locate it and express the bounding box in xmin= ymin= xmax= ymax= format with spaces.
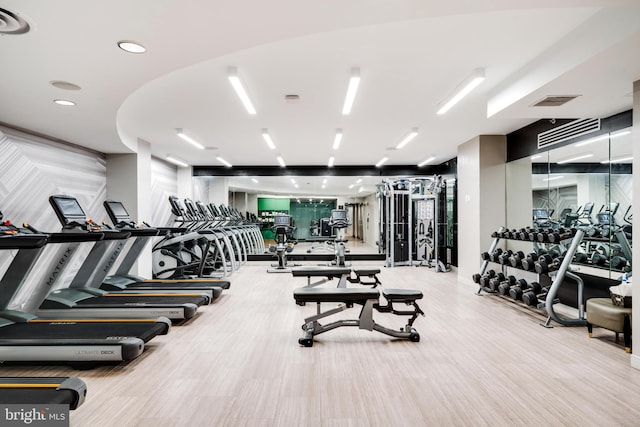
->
xmin=506 ymin=157 xmax=533 ymax=253
xmin=632 ymin=79 xmax=639 ymax=370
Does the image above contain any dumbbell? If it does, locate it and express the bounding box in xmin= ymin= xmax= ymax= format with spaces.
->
xmin=508 ymin=279 xmax=531 ymax=300
xmin=573 ymin=251 xmax=588 ymax=263
xmin=498 ymin=276 xmax=520 ymax=296
xmin=586 ymin=226 xmax=601 ymax=238
xmin=517 ymin=228 xmax=536 ymax=240
xmin=498 ymin=250 xmax=514 ymax=265
xmin=480 ymin=251 xmax=491 ymax=261
xmin=488 ymin=248 xmax=503 ymax=263
xmin=600 ymin=226 xmax=611 ymax=238
xmin=610 ymin=256 xmax=628 ymax=270
xmin=479 ymin=271 xmax=499 ymax=289
xmin=508 ymin=251 xmax=526 ymax=268
xmin=536 ymin=228 xmax=555 ymax=243
xmin=472 ymin=269 xmax=496 ymax=284
xmin=547 ymin=228 xmax=575 ymax=243
xmin=590 ymin=252 xmax=607 ymax=266
xmin=535 ymin=255 xmax=563 ymax=274
xmin=491 ymin=230 xmax=502 ymax=238
xmin=522 ymin=284 xmax=550 ymax=307
xmin=520 ymin=252 xmax=539 ymax=271
xmin=489 ymin=274 xmax=515 ymax=292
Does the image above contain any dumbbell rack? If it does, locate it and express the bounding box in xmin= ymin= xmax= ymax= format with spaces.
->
xmin=475 ymin=228 xmax=587 ymax=328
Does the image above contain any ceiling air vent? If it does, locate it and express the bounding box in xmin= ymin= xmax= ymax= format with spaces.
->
xmin=537 ymin=118 xmax=600 ymax=149
xmin=0 ymin=8 xmax=30 ymax=35
xmin=532 ymin=95 xmax=580 ymax=107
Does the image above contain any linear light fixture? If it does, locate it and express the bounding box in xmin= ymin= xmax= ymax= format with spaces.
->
xmin=53 ymin=99 xmax=76 ymax=106
xmin=228 ymin=66 xmax=256 ymax=115
xmin=176 ymin=129 xmax=205 ymax=149
xmin=321 ymin=184 xmax=326 ymax=189
xmin=437 ymin=68 xmax=485 ymax=115
xmin=328 ymin=156 xmax=335 ymax=167
xmin=358 ymin=186 xmax=364 ymax=193
xmin=261 ymin=129 xmax=276 ymax=150
xmin=417 ymin=156 xmax=436 ymax=167
xmin=543 ymin=175 xmax=564 ymax=182
xmin=375 ymin=157 xmax=388 ymax=168
xmin=216 ymin=156 xmax=232 ymax=168
xmin=531 ymin=154 xmax=543 ymax=160
xmin=290 ymin=178 xmax=296 ymax=184
xmin=251 ymin=178 xmax=259 ymax=183
xmin=611 ymin=130 xmax=631 ymax=139
xmin=277 ymin=156 xmax=286 ymax=167
xmin=601 ymin=156 xmax=633 ymax=164
xmin=396 ymin=127 xmax=419 ymax=149
xmin=556 ymin=153 xmax=593 ymax=164
xmin=333 ymin=129 xmax=343 ymax=150
xmin=342 ymin=67 xmax=361 ymax=115
xmin=166 ymin=156 xmax=188 ymax=167
xmin=348 ymin=184 xmax=355 ymax=189
xmin=117 ymin=40 xmax=146 ymax=54
xmin=575 ymin=134 xmax=608 ymax=147
xmin=322 ymin=178 xmax=327 ymax=184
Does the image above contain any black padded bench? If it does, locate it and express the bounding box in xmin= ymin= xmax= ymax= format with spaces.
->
xmin=291 ymin=266 xmax=352 ymax=287
xmin=293 ymin=287 xmax=423 ymax=347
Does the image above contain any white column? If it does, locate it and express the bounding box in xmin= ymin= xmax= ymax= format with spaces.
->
xmin=632 ymin=80 xmax=639 ymax=369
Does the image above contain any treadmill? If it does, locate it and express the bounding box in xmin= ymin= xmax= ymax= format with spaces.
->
xmin=36 ymin=195 xmax=209 ymax=321
xmin=98 ymin=200 xmax=228 ymax=297
xmin=0 ymin=377 xmax=86 ymax=409
xmin=0 ymin=212 xmax=170 ymax=366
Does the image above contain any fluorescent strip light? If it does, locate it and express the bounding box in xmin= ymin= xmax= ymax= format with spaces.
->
xmin=166 ymin=156 xmax=188 ymax=167
xmin=531 ymin=155 xmax=543 ymax=160
xmin=396 ymin=128 xmax=419 ymax=149
xmin=358 ymin=186 xmax=364 ymax=193
xmin=611 ymin=130 xmax=631 ymax=139
xmin=333 ymin=129 xmax=343 ymax=150
xmin=557 ymin=154 xmax=593 ymax=164
xmin=294 ymin=184 xmax=299 ymax=188
xmin=251 ymin=178 xmax=259 ymax=183
xmin=601 ymin=156 xmax=633 ymax=164
xmin=348 ymin=184 xmax=354 ymax=189
xmin=417 ymin=156 xmax=436 ymax=167
xmin=261 ymin=129 xmax=276 ymax=150
xmin=328 ymin=156 xmax=335 ymax=167
xmin=321 ymin=185 xmax=326 ymax=189
xmin=228 ymin=66 xmax=256 ymax=115
xmin=290 ymin=178 xmax=296 ymax=184
xmin=277 ymin=156 xmax=286 ymax=167
xmin=322 ymin=178 xmax=327 ymax=184
xmin=437 ymin=68 xmax=485 ymax=115
xmin=575 ymin=134 xmax=608 ymax=147
xmin=375 ymin=157 xmax=388 ymax=167
xmin=176 ymin=129 xmax=205 ymax=149
xmin=355 ymin=178 xmax=362 ymax=184
xmin=216 ymin=156 xmax=232 ymax=168
xmin=543 ymin=176 xmax=564 ymax=182
xmin=342 ymin=68 xmax=360 ymax=115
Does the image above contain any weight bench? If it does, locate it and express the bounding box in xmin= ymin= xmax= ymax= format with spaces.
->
xmin=293 ymin=287 xmax=424 ymax=347
xmin=586 ymin=298 xmax=632 ymax=353
xmin=291 ymin=267 xmax=382 ymax=288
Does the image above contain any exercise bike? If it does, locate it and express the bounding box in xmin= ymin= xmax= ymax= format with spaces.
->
xmin=267 ymin=214 xmax=297 ymax=273
xmin=328 ymin=209 xmax=350 ymax=267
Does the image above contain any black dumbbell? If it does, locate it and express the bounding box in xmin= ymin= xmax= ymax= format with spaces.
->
xmin=590 ymin=252 xmax=607 ymax=266
xmin=586 ymin=226 xmax=601 ymax=238
xmin=498 ymin=276 xmax=519 ymax=295
xmin=573 ymin=251 xmax=588 ymax=263
xmin=498 ymin=250 xmax=514 ymax=265
xmin=489 ymin=274 xmax=515 ymax=292
xmin=610 ymin=256 xmax=628 ymax=270
xmin=517 ymin=228 xmax=535 ymax=240
xmin=480 ymin=251 xmax=491 ymax=261
xmin=547 ymin=228 xmax=575 ymax=243
xmin=535 ymin=255 xmax=563 ymax=274
xmin=473 ymin=269 xmax=496 ymax=284
xmin=488 ymin=248 xmax=503 ymax=263
xmin=479 ymin=271 xmax=498 ymax=289
xmin=508 ymin=279 xmax=530 ymax=300
xmin=600 ymin=226 xmax=611 ymax=238
xmin=520 ymin=252 xmax=539 ymax=271
xmin=485 ymin=272 xmax=505 ymax=289
xmin=508 ymin=251 xmax=526 ymax=268
xmin=522 ymin=284 xmax=549 ymax=307
xmin=491 ymin=230 xmax=501 ymax=238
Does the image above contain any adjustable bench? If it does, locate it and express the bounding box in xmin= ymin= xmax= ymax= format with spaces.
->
xmin=291 ymin=267 xmax=382 ymax=288
xmin=293 ymin=287 xmax=424 ymax=346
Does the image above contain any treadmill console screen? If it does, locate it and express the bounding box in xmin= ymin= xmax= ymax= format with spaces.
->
xmin=52 ymin=196 xmax=86 ymax=220
xmin=597 ymin=213 xmax=611 ymax=226
xmin=273 ymin=215 xmax=291 ymax=226
xmin=331 ymin=210 xmax=348 ymax=221
xmin=105 ymin=201 xmax=130 ymax=221
xmin=532 ymin=209 xmax=549 ymax=220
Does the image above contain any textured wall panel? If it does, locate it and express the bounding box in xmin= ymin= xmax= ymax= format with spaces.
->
xmin=0 ymin=127 xmax=106 ymax=312
xmin=151 ymin=158 xmax=178 ymax=227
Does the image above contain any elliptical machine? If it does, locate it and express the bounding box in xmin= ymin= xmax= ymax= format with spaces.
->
xmin=328 ymin=209 xmax=350 ymax=267
xmin=267 ymin=214 xmax=297 ymax=273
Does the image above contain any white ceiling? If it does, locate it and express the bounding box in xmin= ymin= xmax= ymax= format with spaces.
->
xmin=1 ymin=1 xmax=639 ymax=196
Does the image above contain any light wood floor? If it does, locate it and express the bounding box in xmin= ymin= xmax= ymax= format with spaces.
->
xmin=3 ymin=260 xmax=640 ymax=426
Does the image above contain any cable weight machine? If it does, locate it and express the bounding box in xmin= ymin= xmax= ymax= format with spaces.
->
xmin=377 ymin=176 xmax=450 ymax=271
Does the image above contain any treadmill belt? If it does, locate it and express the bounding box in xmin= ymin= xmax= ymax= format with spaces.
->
xmin=0 ymin=389 xmax=76 ymax=405
xmin=77 ymin=295 xmax=208 ymax=307
xmin=0 ymin=322 xmax=165 ymax=343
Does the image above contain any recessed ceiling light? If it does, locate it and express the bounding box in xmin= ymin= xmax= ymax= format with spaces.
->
xmin=50 ymin=81 xmax=81 ymax=91
xmin=228 ymin=66 xmax=256 ymax=115
xmin=328 ymin=156 xmax=335 ymax=168
xmin=543 ymin=175 xmax=564 ymax=182
xmin=556 ymin=153 xmax=593 ymax=164
xmin=53 ymin=99 xmax=76 ymax=106
xmin=117 ymin=40 xmax=146 ymax=54
xmin=417 ymin=156 xmax=436 ymax=167
xmin=530 ymin=155 xmax=543 ymax=160
xmin=396 ymin=128 xmax=419 ymax=149
xmin=261 ymin=129 xmax=276 ymax=150
xmin=333 ymin=129 xmax=343 ymax=150
xmin=375 ymin=157 xmax=388 ymax=167
xmin=166 ymin=156 xmax=188 ymax=167
xmin=251 ymin=178 xmax=259 ymax=183
xmin=342 ymin=67 xmax=360 ymax=115
xmin=216 ymin=156 xmax=232 ymax=168
xmin=437 ymin=68 xmax=485 ymax=115
xmin=601 ymin=156 xmax=633 ymax=164
xmin=176 ymin=129 xmax=205 ymax=150
xmin=277 ymin=156 xmax=286 ymax=167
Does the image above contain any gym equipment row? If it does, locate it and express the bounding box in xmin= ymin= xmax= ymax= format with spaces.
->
xmin=267 ymin=214 xmax=297 ymax=272
xmin=377 ymin=175 xmax=450 ymax=271
xmin=475 ymin=227 xmax=592 ymax=327
xmin=154 ymin=196 xmax=263 ymax=280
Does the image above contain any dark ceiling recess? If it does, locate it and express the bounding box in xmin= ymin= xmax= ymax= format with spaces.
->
xmin=0 ymin=8 xmax=30 ymax=35
xmin=531 ymin=95 xmax=580 ymax=107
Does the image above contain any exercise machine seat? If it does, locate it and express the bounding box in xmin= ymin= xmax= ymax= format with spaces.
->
xmin=294 ymin=287 xmax=379 ymax=304
xmin=382 ymin=288 xmax=423 ymax=303
xmin=291 ymin=267 xmax=351 ymax=277
xmin=353 ymin=268 xmax=380 ymax=276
